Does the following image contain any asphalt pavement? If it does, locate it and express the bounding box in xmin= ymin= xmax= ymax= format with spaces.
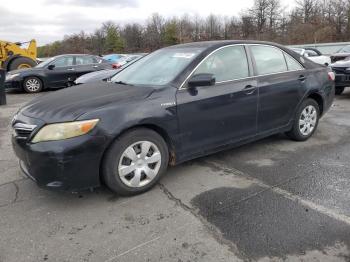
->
xmin=1 ymin=89 xmax=350 ymax=262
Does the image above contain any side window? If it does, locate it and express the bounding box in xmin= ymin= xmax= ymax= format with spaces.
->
xmin=52 ymin=56 xmax=74 ymax=67
xmin=76 ymin=56 xmax=96 ymax=65
xmin=284 ymin=53 xmax=304 ymax=71
xmin=193 ymin=46 xmax=249 ymax=83
xmin=251 ymin=45 xmax=287 ymax=75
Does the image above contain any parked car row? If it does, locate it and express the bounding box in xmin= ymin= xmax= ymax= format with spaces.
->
xmin=11 ymin=40 xmax=335 ymax=195
xmin=291 ymin=45 xmax=350 ymax=95
xmin=5 ymin=53 xmax=147 ymax=93
xmin=5 ymin=46 xmax=350 ymax=96
xmin=290 ymin=47 xmax=331 ymax=66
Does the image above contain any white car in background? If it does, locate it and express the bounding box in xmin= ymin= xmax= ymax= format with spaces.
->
xmin=291 ymin=48 xmax=331 ymax=66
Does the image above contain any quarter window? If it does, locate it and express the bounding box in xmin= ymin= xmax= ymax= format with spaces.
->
xmin=193 ymin=46 xmax=249 ymax=82
xmin=251 ymin=45 xmax=287 ymax=75
xmin=284 ymin=53 xmax=304 ymax=71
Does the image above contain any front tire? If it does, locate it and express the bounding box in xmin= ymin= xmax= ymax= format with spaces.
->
xmin=23 ymin=77 xmax=43 ymax=93
xmin=102 ymin=128 xmax=169 ymax=196
xmin=286 ymin=99 xmax=320 ymax=141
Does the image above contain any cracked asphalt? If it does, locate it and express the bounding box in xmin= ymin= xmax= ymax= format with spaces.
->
xmin=1 ymin=89 xmax=350 ymax=262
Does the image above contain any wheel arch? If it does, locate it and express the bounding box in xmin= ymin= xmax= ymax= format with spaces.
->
xmin=22 ymin=75 xmax=45 ymax=89
xmin=99 ymin=123 xmax=177 ymax=183
xmin=307 ymin=92 xmax=324 ymax=116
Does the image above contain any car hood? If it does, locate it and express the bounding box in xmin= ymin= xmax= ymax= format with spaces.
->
xmin=331 ymin=53 xmax=350 ymax=57
xmin=7 ymin=67 xmax=41 ymax=75
xmin=19 ymin=82 xmax=155 ymax=123
xmin=76 ymin=69 xmax=118 ymax=84
xmin=331 ymin=59 xmax=350 ymax=68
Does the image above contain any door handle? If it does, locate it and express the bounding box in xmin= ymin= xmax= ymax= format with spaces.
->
xmin=243 ymin=85 xmax=257 ymax=95
xmin=298 ymin=75 xmax=306 ymax=81
xmin=67 ymin=68 xmax=75 ymax=71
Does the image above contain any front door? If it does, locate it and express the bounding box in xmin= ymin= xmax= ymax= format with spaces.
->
xmin=46 ymin=56 xmax=76 ymax=87
xmin=176 ymin=45 xmax=258 ymax=158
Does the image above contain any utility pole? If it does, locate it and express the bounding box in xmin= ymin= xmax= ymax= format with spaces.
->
xmin=0 ymin=69 xmax=6 ymax=105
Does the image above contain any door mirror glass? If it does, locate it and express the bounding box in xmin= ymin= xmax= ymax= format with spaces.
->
xmin=188 ymin=73 xmax=215 ymax=88
xmin=47 ymin=64 xmax=55 ymax=70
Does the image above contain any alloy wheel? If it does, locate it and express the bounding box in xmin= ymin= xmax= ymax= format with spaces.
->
xmin=299 ymin=105 xmax=317 ymax=136
xmin=25 ymin=78 xmax=41 ymax=92
xmin=118 ymin=141 xmax=162 ymax=188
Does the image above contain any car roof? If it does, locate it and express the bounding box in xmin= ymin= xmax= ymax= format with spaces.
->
xmin=54 ymin=54 xmax=97 ymax=58
xmin=166 ymin=40 xmax=286 ymax=50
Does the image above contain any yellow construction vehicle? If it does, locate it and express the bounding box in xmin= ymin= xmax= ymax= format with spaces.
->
xmin=0 ymin=39 xmax=37 ymax=72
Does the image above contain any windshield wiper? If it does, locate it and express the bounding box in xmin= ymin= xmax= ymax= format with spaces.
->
xmin=114 ymin=81 xmax=133 ymax=86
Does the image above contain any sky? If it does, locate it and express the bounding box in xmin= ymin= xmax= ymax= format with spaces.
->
xmin=0 ymin=0 xmax=295 ymax=46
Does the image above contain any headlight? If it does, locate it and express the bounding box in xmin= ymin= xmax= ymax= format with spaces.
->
xmin=5 ymin=73 xmax=20 ymax=81
xmin=31 ymin=119 xmax=99 ymax=143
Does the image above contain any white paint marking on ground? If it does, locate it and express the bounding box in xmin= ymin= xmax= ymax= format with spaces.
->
xmin=206 ymin=161 xmax=350 ymax=226
xmin=104 ymin=236 xmax=161 ymax=262
xmin=104 ymin=221 xmax=199 ymax=261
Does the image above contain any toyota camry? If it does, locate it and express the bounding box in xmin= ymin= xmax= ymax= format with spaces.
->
xmin=11 ymin=40 xmax=335 ymax=195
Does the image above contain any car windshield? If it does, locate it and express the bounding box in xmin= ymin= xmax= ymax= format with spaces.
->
xmin=111 ymin=48 xmax=204 ymax=86
xmin=337 ymin=45 xmax=350 ymax=53
xmin=35 ymin=57 xmax=55 ymax=68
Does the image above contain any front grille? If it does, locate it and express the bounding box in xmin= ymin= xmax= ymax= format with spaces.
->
xmin=332 ymin=67 xmax=347 ymax=74
xmin=13 ymin=123 xmax=37 ymax=140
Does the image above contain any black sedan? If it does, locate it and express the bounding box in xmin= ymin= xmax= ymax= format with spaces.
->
xmin=5 ymin=54 xmax=112 ymax=93
xmin=11 ymin=40 xmax=335 ymax=195
xmin=331 ymin=60 xmax=350 ymax=95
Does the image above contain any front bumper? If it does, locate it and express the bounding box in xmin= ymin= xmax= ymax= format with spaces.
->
xmin=12 ymin=122 xmax=109 ymax=191
xmin=5 ymin=80 xmax=22 ymax=89
xmin=335 ymin=74 xmax=350 ymax=87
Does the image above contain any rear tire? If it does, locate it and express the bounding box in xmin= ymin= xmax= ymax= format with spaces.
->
xmin=286 ymin=99 xmax=320 ymax=141
xmin=9 ymin=57 xmax=37 ymax=71
xmin=335 ymin=87 xmax=345 ymax=95
xmin=102 ymin=128 xmax=169 ymax=196
xmin=23 ymin=77 xmax=43 ymax=93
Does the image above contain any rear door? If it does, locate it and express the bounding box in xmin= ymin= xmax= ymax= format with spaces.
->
xmin=176 ymin=45 xmax=258 ymax=157
xmin=46 ymin=56 xmax=75 ymax=87
xmin=248 ymin=45 xmax=306 ymax=133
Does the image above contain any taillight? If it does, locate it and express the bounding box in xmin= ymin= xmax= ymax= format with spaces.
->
xmin=112 ymin=63 xmax=121 ymax=69
xmin=328 ymin=72 xmax=335 ymax=81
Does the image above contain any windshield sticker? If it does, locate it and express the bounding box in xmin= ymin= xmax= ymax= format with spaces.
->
xmin=172 ymin=53 xmax=196 ymax=59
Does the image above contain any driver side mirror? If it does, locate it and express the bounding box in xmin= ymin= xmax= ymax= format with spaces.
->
xmin=47 ymin=64 xmax=55 ymax=70
xmin=188 ymin=73 xmax=215 ymax=88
